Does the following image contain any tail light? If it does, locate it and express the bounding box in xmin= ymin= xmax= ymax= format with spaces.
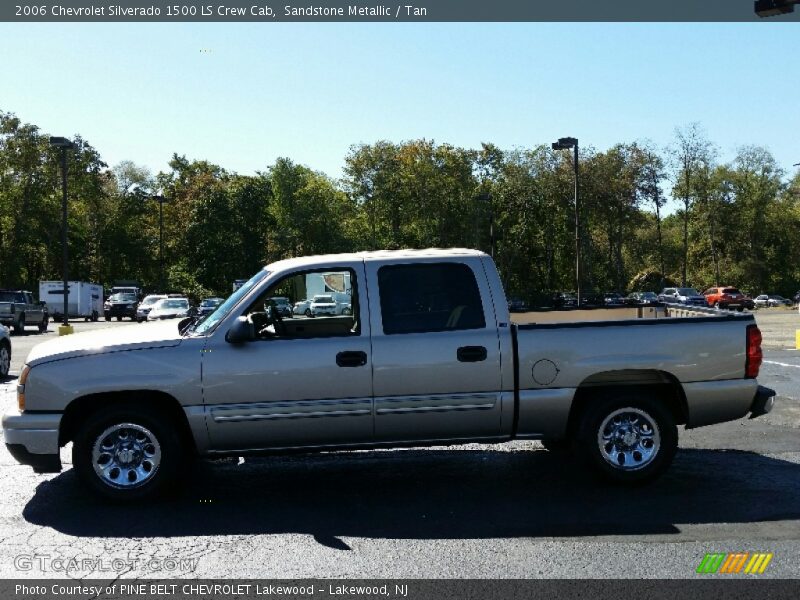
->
xmin=745 ymin=324 xmax=763 ymax=379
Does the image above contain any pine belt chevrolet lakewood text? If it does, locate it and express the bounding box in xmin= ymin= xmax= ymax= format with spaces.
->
xmin=3 ymin=249 xmax=775 ymax=500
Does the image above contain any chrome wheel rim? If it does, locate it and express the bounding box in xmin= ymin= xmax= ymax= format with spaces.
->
xmin=597 ymin=407 xmax=660 ymax=471
xmin=92 ymin=423 xmax=161 ymax=488
xmin=0 ymin=346 xmax=9 ymax=375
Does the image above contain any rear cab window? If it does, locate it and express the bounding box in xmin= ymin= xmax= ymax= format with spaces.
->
xmin=377 ymin=262 xmax=486 ymax=335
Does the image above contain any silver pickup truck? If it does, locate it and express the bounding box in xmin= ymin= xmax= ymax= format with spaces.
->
xmin=3 ymin=249 xmax=775 ymax=500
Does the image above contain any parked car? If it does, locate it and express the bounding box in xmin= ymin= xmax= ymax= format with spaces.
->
xmin=508 ymin=298 xmax=528 ymax=312
xmin=293 ymin=299 xmax=313 ymax=317
xmin=198 ymin=297 xmax=224 ymax=317
xmin=626 ymin=291 xmax=659 ymax=305
xmin=579 ymin=290 xmax=606 ymax=307
xmin=552 ymin=292 xmax=577 ymax=308
xmin=310 ymin=294 xmax=338 ymax=317
xmin=703 ymin=287 xmax=748 ymax=311
xmin=268 ymin=297 xmax=293 ymax=318
xmin=754 ymin=294 xmax=792 ymax=308
xmin=136 ymin=294 xmax=168 ymax=322
xmin=147 ymin=297 xmax=192 ymax=321
xmin=104 ymin=292 xmax=139 ymax=321
xmin=2 ymin=248 xmax=775 ymax=501
xmin=658 ymin=287 xmax=707 ymax=306
xmin=0 ymin=324 xmax=10 ymax=378
xmin=0 ymin=290 xmax=49 ymax=334
xmin=604 ymin=292 xmax=625 ymax=306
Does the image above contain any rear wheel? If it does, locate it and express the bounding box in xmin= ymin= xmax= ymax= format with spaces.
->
xmin=38 ymin=314 xmax=48 ymax=333
xmin=104 ymin=313 xmax=110 ymax=322
xmin=0 ymin=341 xmax=10 ymax=378
xmin=574 ymin=392 xmax=677 ymax=484
xmin=13 ymin=315 xmax=24 ymax=335
xmin=72 ymin=404 xmax=184 ymax=501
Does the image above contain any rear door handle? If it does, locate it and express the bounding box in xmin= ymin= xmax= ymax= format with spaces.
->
xmin=457 ymin=346 xmax=487 ymax=362
xmin=336 ymin=351 xmax=368 ymax=367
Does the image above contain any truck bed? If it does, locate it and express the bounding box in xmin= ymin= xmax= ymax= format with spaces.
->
xmin=510 ymin=304 xmax=739 ymax=325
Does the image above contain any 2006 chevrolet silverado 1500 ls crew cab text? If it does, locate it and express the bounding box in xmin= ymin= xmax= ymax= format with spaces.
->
xmin=3 ymin=249 xmax=775 ymax=500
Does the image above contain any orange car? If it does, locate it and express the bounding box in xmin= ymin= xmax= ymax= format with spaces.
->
xmin=702 ymin=286 xmax=751 ymax=311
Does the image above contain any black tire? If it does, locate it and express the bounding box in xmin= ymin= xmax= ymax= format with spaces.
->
xmin=13 ymin=314 xmax=24 ymax=335
xmin=305 ymin=309 xmax=312 ymax=317
xmin=92 ymin=311 xmax=99 ymax=322
xmin=0 ymin=341 xmax=10 ymax=378
xmin=116 ymin=316 xmax=121 ymax=322
xmin=38 ymin=314 xmax=48 ymax=333
xmin=574 ymin=391 xmax=677 ymax=484
xmin=72 ymin=403 xmax=184 ymax=501
xmin=104 ymin=313 xmax=110 ymax=322
xmin=342 ymin=307 xmax=353 ymax=316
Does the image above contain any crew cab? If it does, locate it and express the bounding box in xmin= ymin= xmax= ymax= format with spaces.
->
xmin=0 ymin=290 xmax=49 ymax=334
xmin=3 ymin=249 xmax=774 ymax=501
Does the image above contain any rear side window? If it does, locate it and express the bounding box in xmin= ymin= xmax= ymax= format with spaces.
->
xmin=378 ymin=263 xmax=486 ymax=335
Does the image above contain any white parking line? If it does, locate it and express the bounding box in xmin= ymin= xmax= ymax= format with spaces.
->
xmin=764 ymin=360 xmax=800 ymax=369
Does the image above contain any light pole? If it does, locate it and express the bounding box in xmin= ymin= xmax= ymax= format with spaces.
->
xmin=150 ymin=194 xmax=167 ymax=291
xmin=552 ymin=137 xmax=581 ymax=306
xmin=49 ymin=136 xmax=76 ymax=334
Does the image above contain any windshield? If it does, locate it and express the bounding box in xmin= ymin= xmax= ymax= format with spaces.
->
xmin=271 ymin=297 xmax=289 ymax=306
xmin=142 ymin=296 xmax=164 ymax=306
xmin=157 ymin=299 xmax=188 ymax=309
xmin=678 ymin=288 xmax=698 ymax=296
xmin=110 ymin=293 xmax=136 ymax=302
xmin=722 ymin=288 xmax=741 ymax=294
xmin=0 ymin=292 xmax=25 ymax=303
xmin=193 ymin=270 xmax=269 ymax=335
xmin=201 ymin=298 xmax=222 ymax=307
xmin=642 ymin=292 xmax=657 ymax=299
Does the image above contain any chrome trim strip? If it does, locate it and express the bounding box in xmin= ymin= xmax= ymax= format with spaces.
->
xmin=214 ymin=408 xmax=371 ymax=422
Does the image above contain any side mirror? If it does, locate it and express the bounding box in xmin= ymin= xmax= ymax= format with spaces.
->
xmin=226 ymin=316 xmax=255 ymax=344
xmin=177 ymin=316 xmax=193 ymax=333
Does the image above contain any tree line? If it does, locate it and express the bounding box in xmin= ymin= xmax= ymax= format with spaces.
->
xmin=1 ymin=110 xmax=798 ymax=303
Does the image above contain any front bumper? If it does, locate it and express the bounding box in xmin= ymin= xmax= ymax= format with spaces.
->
xmin=2 ymin=411 xmax=62 ymax=473
xmin=106 ymin=307 xmax=136 ymax=317
xmin=750 ymin=385 xmax=776 ymax=419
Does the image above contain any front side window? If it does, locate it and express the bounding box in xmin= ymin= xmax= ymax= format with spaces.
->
xmin=378 ymin=262 xmax=485 ymax=335
xmin=243 ymin=268 xmax=358 ymax=339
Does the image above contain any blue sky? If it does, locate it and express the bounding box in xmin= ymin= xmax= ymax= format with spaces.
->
xmin=2 ymin=22 xmax=798 ymax=193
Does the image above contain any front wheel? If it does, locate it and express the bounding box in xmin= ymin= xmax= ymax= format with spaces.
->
xmin=38 ymin=315 xmax=48 ymax=333
xmin=13 ymin=314 xmax=24 ymax=335
xmin=72 ymin=404 xmax=184 ymax=501
xmin=575 ymin=392 xmax=677 ymax=484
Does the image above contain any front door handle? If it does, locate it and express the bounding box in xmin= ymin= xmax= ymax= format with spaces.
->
xmin=457 ymin=346 xmax=487 ymax=362
xmin=336 ymin=351 xmax=368 ymax=367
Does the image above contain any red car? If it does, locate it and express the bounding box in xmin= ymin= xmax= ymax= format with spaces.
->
xmin=702 ymin=286 xmax=750 ymax=311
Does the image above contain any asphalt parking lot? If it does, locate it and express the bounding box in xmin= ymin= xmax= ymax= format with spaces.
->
xmin=0 ymin=311 xmax=798 ymax=579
